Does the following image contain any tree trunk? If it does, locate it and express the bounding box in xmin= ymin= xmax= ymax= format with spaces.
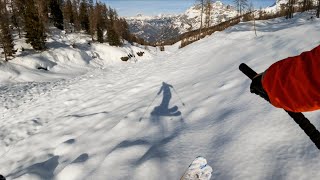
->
xmin=253 ymin=12 xmax=257 ymax=37
xmin=4 ymin=47 xmax=8 ymax=61
xmin=205 ymin=0 xmax=212 ymax=27
xmin=303 ymin=0 xmax=307 ymax=11
xmin=199 ymin=0 xmax=204 ymax=40
xmin=286 ymin=0 xmax=294 ymax=19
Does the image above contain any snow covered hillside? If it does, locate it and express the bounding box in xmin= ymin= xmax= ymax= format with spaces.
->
xmin=0 ymin=28 xmax=153 ymax=84
xmin=265 ymin=0 xmax=319 ymax=13
xmin=126 ymin=1 xmax=237 ymax=43
xmin=1 ymin=12 xmax=320 ymax=180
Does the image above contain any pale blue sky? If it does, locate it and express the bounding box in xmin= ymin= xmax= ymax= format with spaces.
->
xmin=102 ymin=0 xmax=276 ymax=17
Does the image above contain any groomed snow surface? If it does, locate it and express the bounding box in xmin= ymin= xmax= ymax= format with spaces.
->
xmin=1 ymin=12 xmax=320 ymax=180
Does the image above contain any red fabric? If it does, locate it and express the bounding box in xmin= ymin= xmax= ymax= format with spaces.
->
xmin=262 ymin=45 xmax=320 ymax=112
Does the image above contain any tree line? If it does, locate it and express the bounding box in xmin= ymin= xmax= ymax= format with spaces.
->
xmin=0 ymin=0 xmax=145 ymax=61
xmin=157 ymin=0 xmax=320 ymax=48
xmin=283 ymin=0 xmax=319 ymax=19
xmin=180 ymin=14 xmax=245 ymax=48
xmin=254 ymin=0 xmax=319 ymax=20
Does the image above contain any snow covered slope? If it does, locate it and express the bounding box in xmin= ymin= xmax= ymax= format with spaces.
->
xmin=0 ymin=28 xmax=153 ymax=84
xmin=126 ymin=1 xmax=237 ymax=43
xmin=0 ymin=12 xmax=320 ymax=180
xmin=265 ymin=0 xmax=318 ymax=13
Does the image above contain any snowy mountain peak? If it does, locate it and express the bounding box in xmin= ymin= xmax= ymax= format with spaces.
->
xmin=126 ymin=2 xmax=238 ymax=43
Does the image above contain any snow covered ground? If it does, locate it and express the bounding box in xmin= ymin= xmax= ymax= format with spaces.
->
xmin=0 ymin=12 xmax=320 ymax=180
xmin=0 ymin=28 xmax=153 ymax=84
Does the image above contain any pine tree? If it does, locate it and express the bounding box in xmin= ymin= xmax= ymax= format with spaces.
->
xmin=106 ymin=8 xmax=121 ymax=46
xmin=317 ymin=0 xmax=320 ymax=18
xmin=14 ymin=0 xmax=26 ymax=20
xmin=49 ymin=0 xmax=64 ymax=30
xmin=96 ymin=3 xmax=107 ymax=43
xmin=79 ymin=0 xmax=89 ymax=32
xmin=72 ymin=0 xmax=81 ymax=32
xmin=303 ymin=0 xmax=308 ymax=11
xmin=24 ymin=0 xmax=46 ymax=50
xmin=10 ymin=0 xmax=22 ymax=38
xmin=113 ymin=18 xmax=124 ymax=40
xmin=302 ymin=0 xmax=313 ymax=11
xmin=35 ymin=0 xmax=49 ymax=28
xmin=107 ymin=28 xmax=120 ymax=46
xmin=97 ymin=25 xmax=103 ymax=43
xmin=64 ymin=0 xmax=74 ymax=23
xmin=307 ymin=0 xmax=313 ymax=11
xmin=0 ymin=0 xmax=15 ymax=61
xmin=88 ymin=1 xmax=97 ymax=40
xmin=119 ymin=18 xmax=130 ymax=41
xmin=63 ymin=0 xmax=74 ymax=32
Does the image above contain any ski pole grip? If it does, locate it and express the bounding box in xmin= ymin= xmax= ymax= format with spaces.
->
xmin=239 ymin=63 xmax=257 ymax=80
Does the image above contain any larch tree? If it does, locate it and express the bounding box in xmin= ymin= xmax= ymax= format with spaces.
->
xmin=36 ymin=0 xmax=49 ymax=28
xmin=234 ymin=0 xmax=248 ymax=15
xmin=204 ymin=0 xmax=213 ymax=28
xmin=197 ymin=0 xmax=204 ymax=38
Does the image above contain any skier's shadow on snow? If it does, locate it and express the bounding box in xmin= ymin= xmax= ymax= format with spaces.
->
xmin=150 ymin=82 xmax=181 ymax=118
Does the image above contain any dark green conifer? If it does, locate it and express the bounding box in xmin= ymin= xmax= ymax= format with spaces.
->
xmin=24 ymin=0 xmax=46 ymax=50
xmin=106 ymin=8 xmax=121 ymax=46
xmin=50 ymin=0 xmax=64 ymax=30
xmin=79 ymin=0 xmax=89 ymax=32
xmin=0 ymin=0 xmax=15 ymax=61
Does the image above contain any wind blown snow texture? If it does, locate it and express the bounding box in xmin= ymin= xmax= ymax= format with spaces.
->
xmin=0 ymin=12 xmax=320 ymax=180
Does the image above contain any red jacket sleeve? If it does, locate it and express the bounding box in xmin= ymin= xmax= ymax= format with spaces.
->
xmin=262 ymin=45 xmax=320 ymax=112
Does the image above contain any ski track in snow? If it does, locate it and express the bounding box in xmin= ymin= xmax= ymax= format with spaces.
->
xmin=1 ymin=12 xmax=320 ymax=180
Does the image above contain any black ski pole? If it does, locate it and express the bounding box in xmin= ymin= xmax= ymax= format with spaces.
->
xmin=139 ymin=93 xmax=159 ymax=121
xmin=239 ymin=63 xmax=320 ymax=150
xmin=172 ymin=87 xmax=186 ymax=106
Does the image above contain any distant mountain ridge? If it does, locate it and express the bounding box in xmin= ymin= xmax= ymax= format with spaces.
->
xmin=125 ymin=1 xmax=238 ymax=43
